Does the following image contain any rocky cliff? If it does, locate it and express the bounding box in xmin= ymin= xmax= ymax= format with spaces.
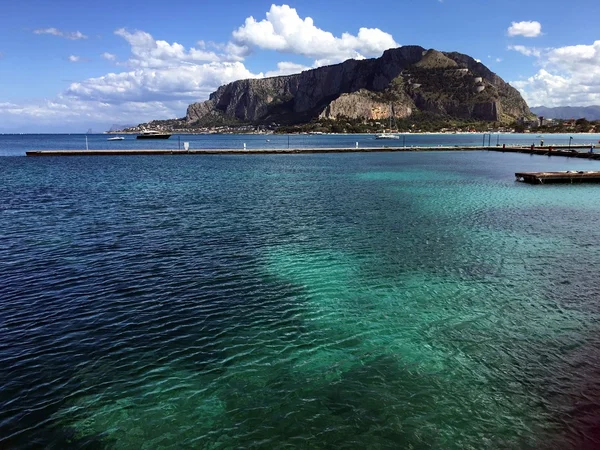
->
xmin=185 ymin=46 xmax=533 ymax=126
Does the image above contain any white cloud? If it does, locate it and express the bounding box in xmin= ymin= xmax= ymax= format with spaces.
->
xmin=507 ymin=21 xmax=542 ymax=38
xmin=511 ymin=40 xmax=600 ymax=106
xmin=1 ymin=28 xmax=263 ymax=131
xmin=495 ymin=57 xmax=502 ymax=62
xmin=231 ymin=4 xmax=398 ymax=65
xmin=0 ymin=97 xmax=185 ymax=132
xmin=4 ymin=4 xmax=399 ymax=131
xmin=33 ymin=28 xmax=88 ymax=40
xmin=65 ymin=62 xmax=260 ymax=104
xmin=265 ymin=61 xmax=311 ymax=77
xmin=546 ymin=42 xmax=600 ymax=69
xmin=508 ymin=45 xmax=541 ymax=58
xmin=114 ymin=28 xmax=221 ymax=67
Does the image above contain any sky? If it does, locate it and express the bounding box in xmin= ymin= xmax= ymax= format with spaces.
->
xmin=0 ymin=0 xmax=599 ymax=132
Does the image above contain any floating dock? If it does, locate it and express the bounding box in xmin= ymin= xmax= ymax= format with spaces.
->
xmin=515 ymin=171 xmax=600 ymax=184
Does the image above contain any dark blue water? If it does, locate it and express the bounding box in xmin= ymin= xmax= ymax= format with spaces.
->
xmin=2 ymin=150 xmax=600 ymax=449
xmin=1 ymin=133 xmax=600 ymax=156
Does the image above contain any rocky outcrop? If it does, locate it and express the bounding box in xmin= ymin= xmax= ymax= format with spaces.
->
xmin=318 ymin=90 xmax=414 ymax=120
xmin=413 ymin=50 xmax=458 ymax=69
xmin=185 ymin=46 xmax=533 ymax=126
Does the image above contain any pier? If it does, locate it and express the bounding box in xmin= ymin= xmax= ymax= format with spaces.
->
xmin=515 ymin=171 xmax=600 ymax=184
xmin=490 ymin=145 xmax=600 ymax=160
xmin=24 ymin=144 xmax=597 ymax=157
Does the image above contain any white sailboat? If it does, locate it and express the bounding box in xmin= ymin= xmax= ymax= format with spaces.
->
xmin=376 ymin=132 xmax=400 ymax=140
xmin=375 ymin=103 xmax=400 ymax=139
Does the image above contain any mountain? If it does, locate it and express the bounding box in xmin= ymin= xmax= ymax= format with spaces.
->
xmin=530 ymin=106 xmax=600 ymax=121
xmin=184 ymin=46 xmax=533 ymax=127
xmin=108 ymin=124 xmax=136 ymax=132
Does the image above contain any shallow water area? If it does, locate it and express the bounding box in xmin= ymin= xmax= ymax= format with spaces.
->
xmin=1 ymin=150 xmax=600 ymax=449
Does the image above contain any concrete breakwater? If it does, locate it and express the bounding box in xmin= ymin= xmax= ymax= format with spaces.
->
xmin=25 ymin=144 xmax=597 ymax=157
xmin=489 ymin=145 xmax=600 ymax=160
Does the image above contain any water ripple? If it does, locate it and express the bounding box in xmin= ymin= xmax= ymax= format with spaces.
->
xmin=2 ymin=153 xmax=600 ymax=448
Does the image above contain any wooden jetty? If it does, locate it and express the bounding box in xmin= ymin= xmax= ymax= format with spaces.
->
xmin=515 ymin=171 xmax=600 ymax=184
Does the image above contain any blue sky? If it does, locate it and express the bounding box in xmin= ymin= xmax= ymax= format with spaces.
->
xmin=1 ymin=0 xmax=599 ymax=132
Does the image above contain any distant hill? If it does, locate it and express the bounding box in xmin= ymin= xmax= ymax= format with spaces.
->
xmin=530 ymin=106 xmax=600 ymax=121
xmin=108 ymin=124 xmax=136 ymax=132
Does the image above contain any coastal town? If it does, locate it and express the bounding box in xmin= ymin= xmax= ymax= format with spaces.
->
xmin=116 ymin=115 xmax=599 ymax=135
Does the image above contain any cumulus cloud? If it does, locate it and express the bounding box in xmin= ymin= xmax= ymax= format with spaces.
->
xmin=33 ymin=28 xmax=88 ymax=40
xmin=508 ymin=45 xmax=541 ymax=58
xmin=0 ymin=97 xmax=185 ymax=132
xmin=546 ymin=42 xmax=600 ymax=69
xmin=507 ymin=21 xmax=542 ymax=38
xmin=114 ymin=28 xmax=221 ymax=67
xmin=65 ymin=62 xmax=260 ymax=104
xmin=5 ymin=5 xmax=399 ymax=131
xmin=265 ymin=61 xmax=311 ymax=77
xmin=231 ymin=4 xmax=398 ymax=65
xmin=511 ymin=40 xmax=600 ymax=106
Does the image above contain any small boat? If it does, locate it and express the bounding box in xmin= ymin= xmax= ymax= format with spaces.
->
xmin=107 ymin=136 xmax=125 ymax=141
xmin=375 ymin=102 xmax=400 ymax=139
xmin=136 ymin=130 xmax=171 ymax=140
xmin=375 ymin=133 xmax=400 ymax=140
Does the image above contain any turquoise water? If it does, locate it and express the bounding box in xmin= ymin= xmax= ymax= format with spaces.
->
xmin=1 ymin=132 xmax=600 ymax=156
xmin=1 ymin=151 xmax=600 ymax=448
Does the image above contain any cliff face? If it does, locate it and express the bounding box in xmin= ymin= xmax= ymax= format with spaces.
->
xmin=318 ymin=90 xmax=414 ymax=121
xmin=186 ymin=46 xmax=533 ymax=126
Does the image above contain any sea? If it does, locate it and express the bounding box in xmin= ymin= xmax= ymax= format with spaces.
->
xmin=1 ymin=132 xmax=600 ymax=156
xmin=2 ymin=133 xmax=600 ymax=449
